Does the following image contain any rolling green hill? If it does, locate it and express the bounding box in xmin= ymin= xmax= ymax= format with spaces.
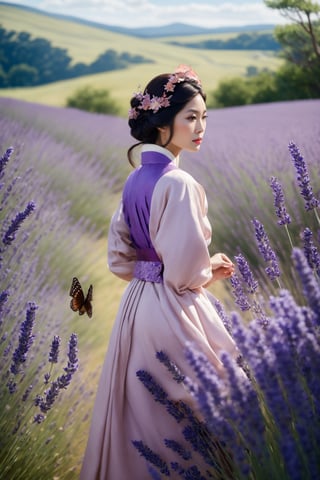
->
xmin=0 ymin=3 xmax=282 ymax=115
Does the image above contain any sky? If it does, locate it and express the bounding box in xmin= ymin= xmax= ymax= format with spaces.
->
xmin=4 ymin=0 xmax=290 ymax=29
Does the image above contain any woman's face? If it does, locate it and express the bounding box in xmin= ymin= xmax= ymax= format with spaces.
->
xmin=157 ymin=93 xmax=207 ymax=157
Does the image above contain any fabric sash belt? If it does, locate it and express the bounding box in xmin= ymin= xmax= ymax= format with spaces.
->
xmin=134 ymin=248 xmax=163 ymax=283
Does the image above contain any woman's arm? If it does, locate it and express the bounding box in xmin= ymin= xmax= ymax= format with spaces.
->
xmin=107 ymin=201 xmax=137 ymax=281
xmin=203 ymin=253 xmax=235 ymax=287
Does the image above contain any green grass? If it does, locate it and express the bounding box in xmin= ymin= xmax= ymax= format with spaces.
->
xmin=0 ymin=4 xmax=282 ymax=115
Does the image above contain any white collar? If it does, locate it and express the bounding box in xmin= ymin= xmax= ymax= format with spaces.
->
xmin=141 ymin=144 xmax=179 ymax=166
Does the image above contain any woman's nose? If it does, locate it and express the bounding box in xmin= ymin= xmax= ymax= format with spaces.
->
xmin=196 ymin=119 xmax=205 ymax=133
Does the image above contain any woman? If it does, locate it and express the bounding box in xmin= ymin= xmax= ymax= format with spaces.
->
xmin=80 ymin=65 xmax=237 ymax=479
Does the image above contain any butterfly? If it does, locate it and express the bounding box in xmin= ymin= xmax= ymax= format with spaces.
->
xmin=69 ymin=277 xmax=93 ymax=318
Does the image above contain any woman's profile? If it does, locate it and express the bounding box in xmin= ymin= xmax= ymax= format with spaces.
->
xmin=80 ymin=65 xmax=237 ymax=479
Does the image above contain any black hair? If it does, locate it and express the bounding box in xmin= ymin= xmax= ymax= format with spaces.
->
xmin=127 ymin=73 xmax=206 ymax=167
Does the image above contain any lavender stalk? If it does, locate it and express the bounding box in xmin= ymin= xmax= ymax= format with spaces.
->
xmin=302 ymin=227 xmax=320 ymax=278
xmin=9 ymin=302 xmax=38 ymax=376
xmin=0 ymin=146 xmax=13 ymax=182
xmin=269 ymin=176 xmax=293 ymax=248
xmin=2 ymin=201 xmax=36 ymax=246
xmin=252 ymin=218 xmax=281 ymax=287
xmin=288 ymin=141 xmax=320 ymax=224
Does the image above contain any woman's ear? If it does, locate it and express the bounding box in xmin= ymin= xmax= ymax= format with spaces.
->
xmin=157 ymin=125 xmax=170 ymax=144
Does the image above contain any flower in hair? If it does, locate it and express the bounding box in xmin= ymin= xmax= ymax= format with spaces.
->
xmin=128 ymin=64 xmax=201 ymax=120
xmin=165 ymin=64 xmax=201 ymax=93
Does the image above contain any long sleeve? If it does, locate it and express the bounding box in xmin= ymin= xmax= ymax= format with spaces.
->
xmin=107 ymin=201 xmax=136 ymax=281
xmin=149 ymin=169 xmax=213 ymax=294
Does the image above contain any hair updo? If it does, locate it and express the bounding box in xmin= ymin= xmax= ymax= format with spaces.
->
xmin=127 ymin=72 xmax=206 ymax=166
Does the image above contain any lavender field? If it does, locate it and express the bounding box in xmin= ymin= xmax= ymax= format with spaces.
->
xmin=0 ymin=96 xmax=319 ymax=479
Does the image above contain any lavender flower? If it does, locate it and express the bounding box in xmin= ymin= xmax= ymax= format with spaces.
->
xmin=185 ymin=345 xmax=223 ymax=408
xmin=22 ymin=384 xmax=33 ymax=402
xmin=40 ymin=380 xmax=60 ymax=413
xmin=230 ymin=273 xmax=251 ymax=311
xmin=2 ymin=201 xmax=36 ymax=246
xmin=164 ymin=439 xmax=192 ymax=460
xmin=170 ymin=462 xmax=208 ymax=480
xmin=49 ymin=335 xmax=61 ymax=364
xmin=136 ymin=370 xmax=168 ymax=405
xmin=156 ymin=351 xmax=185 ymax=383
xmin=7 ymin=378 xmax=17 ymax=394
xmin=212 ymin=297 xmax=232 ymax=335
xmin=57 ymin=333 xmax=79 ymax=389
xmin=252 ymin=218 xmax=281 ymax=281
xmin=65 ymin=332 xmax=78 ymax=373
xmin=269 ymin=176 xmax=291 ymax=225
xmin=10 ymin=302 xmax=38 ymax=375
xmin=302 ymin=227 xmax=320 ymax=276
xmin=0 ymin=289 xmax=9 ymax=323
xmin=34 ymin=394 xmax=42 ymax=407
xmin=132 ymin=440 xmax=170 ymax=476
xmin=147 ymin=464 xmax=163 ymax=480
xmin=288 ymin=141 xmax=319 ymax=211
xmin=0 ymin=146 xmax=13 ymax=181
xmin=170 ymin=462 xmax=185 ymax=476
xmin=252 ymin=299 xmax=269 ymax=329
xmin=33 ymin=413 xmax=45 ymax=424
xmin=182 ymin=422 xmax=220 ymax=469
xmin=292 ymin=247 xmax=320 ymax=321
xmin=166 ymin=399 xmax=192 ymax=424
xmin=234 ymin=253 xmax=258 ymax=294
xmin=44 ymin=336 xmax=61 ymax=383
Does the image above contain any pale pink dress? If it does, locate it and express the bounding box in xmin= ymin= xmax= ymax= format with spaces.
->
xmin=80 ymin=145 xmax=237 ymax=479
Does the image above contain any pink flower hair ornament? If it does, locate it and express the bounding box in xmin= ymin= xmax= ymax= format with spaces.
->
xmin=128 ymin=64 xmax=202 ymax=120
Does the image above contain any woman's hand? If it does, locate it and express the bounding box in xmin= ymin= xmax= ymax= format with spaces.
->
xmin=204 ymin=253 xmax=235 ymax=287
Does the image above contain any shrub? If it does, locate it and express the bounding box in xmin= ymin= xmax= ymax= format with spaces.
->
xmin=66 ymin=85 xmax=120 ymax=115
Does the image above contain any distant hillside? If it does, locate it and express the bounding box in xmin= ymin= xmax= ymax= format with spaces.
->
xmin=0 ymin=24 xmax=153 ymax=88
xmin=0 ymin=1 xmax=275 ymax=38
xmin=0 ymin=2 xmax=282 ymax=113
xmin=115 ymin=23 xmax=276 ymax=39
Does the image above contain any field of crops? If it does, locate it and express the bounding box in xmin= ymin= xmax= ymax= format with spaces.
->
xmin=0 ymin=96 xmax=319 ymax=479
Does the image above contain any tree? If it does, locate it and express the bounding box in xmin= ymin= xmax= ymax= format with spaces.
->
xmin=0 ymin=65 xmax=7 ymax=87
xmin=0 ymin=26 xmax=153 ymax=88
xmin=265 ymin=0 xmax=320 ymax=94
xmin=265 ymin=0 xmax=320 ymax=64
xmin=7 ymin=64 xmax=38 ymax=86
xmin=275 ymin=60 xmax=320 ymax=98
xmin=90 ymin=49 xmax=126 ymax=74
xmin=210 ymin=78 xmax=251 ymax=108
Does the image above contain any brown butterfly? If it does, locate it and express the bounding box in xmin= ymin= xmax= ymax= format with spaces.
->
xmin=69 ymin=277 xmax=93 ymax=318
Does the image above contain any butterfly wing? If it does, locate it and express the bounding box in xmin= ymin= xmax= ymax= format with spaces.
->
xmin=69 ymin=277 xmax=93 ymax=318
xmin=83 ymin=284 xmax=93 ymax=318
xmin=69 ymin=277 xmax=85 ymax=314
